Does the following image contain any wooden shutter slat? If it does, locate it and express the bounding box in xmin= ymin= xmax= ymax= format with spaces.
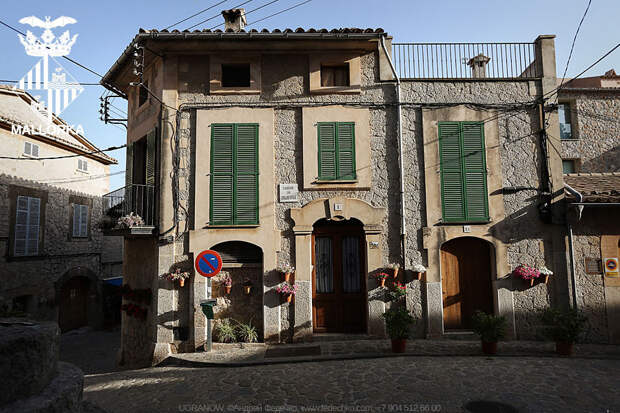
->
xmin=234 ymin=125 xmax=258 ymax=225
xmin=336 ymin=122 xmax=356 ymax=180
xmin=318 ymin=123 xmax=336 ymax=180
xmin=210 ymin=125 xmax=234 ymax=225
xmin=439 ymin=122 xmax=465 ymax=221
xmin=461 ymin=122 xmax=488 ymax=221
xmin=211 ymin=176 xmax=233 ymax=224
xmin=80 ymin=205 xmax=89 ymax=237
xmin=72 ymin=204 xmax=80 ymax=237
xmin=145 ymin=129 xmax=156 ymax=186
xmin=27 ymin=197 xmax=40 ymax=255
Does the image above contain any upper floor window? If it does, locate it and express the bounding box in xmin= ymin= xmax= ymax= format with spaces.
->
xmin=14 ymin=195 xmax=41 ymax=256
xmin=310 ymin=54 xmax=360 ymax=94
xmin=209 ymin=56 xmax=260 ymax=94
xmin=77 ymin=159 xmax=88 ymax=172
xmin=562 ymin=159 xmax=578 ymax=174
xmin=24 ymin=141 xmax=39 ymax=158
xmin=438 ymin=121 xmax=489 ymax=223
xmin=558 ymin=103 xmax=573 ymax=140
xmin=209 ymin=123 xmax=258 ymax=225
xmin=317 ymin=122 xmax=356 ymax=181
xmin=138 ymin=81 xmax=149 ymax=107
xmin=222 ymin=64 xmax=251 ymax=88
xmin=72 ymin=203 xmax=89 ymax=238
xmin=321 ymin=64 xmax=350 ymax=87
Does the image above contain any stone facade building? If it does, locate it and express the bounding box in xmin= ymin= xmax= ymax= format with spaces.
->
xmin=101 ymin=9 xmax=616 ymax=367
xmin=0 ymin=86 xmax=122 ymax=332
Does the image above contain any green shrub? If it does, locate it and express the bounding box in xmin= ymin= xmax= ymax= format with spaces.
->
xmin=471 ymin=311 xmax=507 ymax=342
xmin=215 ymin=318 xmax=237 ymax=343
xmin=540 ymin=308 xmax=588 ymax=343
xmin=236 ymin=320 xmax=258 ymax=343
xmin=382 ymin=307 xmax=415 ymax=339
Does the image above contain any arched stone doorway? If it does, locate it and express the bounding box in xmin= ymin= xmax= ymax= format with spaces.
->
xmin=441 ymin=237 xmax=494 ymax=330
xmin=312 ymin=218 xmax=366 ymax=333
xmin=57 ymin=267 xmax=99 ymax=332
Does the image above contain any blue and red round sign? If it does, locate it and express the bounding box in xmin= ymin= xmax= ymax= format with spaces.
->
xmin=195 ymin=250 xmax=223 ymax=278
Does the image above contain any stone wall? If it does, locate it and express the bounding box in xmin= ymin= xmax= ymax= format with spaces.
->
xmin=560 ymin=91 xmax=620 ymax=172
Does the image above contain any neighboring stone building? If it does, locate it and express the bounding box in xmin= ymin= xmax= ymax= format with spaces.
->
xmin=0 ymin=86 xmax=122 ymax=332
xmin=559 ymin=70 xmax=620 ymax=344
xmin=101 ymin=8 xmax=614 ymax=367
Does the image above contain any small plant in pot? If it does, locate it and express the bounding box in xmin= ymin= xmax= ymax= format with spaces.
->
xmin=471 ymin=311 xmax=507 ymax=355
xmin=277 ymin=264 xmax=295 ymax=282
xmin=540 ymin=308 xmax=588 ymax=356
xmin=276 ymin=282 xmax=297 ymax=303
xmin=243 ymin=278 xmax=253 ymax=295
xmin=373 ymin=272 xmax=389 ymax=287
xmin=222 ymin=272 xmax=232 ymax=295
xmin=387 ymin=263 xmax=400 ymax=279
xmin=382 ymin=307 xmax=415 ymax=353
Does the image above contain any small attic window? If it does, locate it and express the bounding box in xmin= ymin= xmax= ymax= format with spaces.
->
xmin=222 ymin=64 xmax=251 ymax=87
xmin=321 ymin=64 xmax=350 ymax=87
xmin=138 ymin=81 xmax=148 ymax=107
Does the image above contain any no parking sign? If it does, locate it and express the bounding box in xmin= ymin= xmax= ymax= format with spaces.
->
xmin=195 ymin=250 xmax=223 ymax=278
xmin=604 ymin=258 xmax=619 ymax=278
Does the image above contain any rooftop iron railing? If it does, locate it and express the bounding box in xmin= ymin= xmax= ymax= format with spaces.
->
xmin=391 ymin=42 xmax=541 ymax=80
xmin=103 ymin=184 xmax=156 ymax=227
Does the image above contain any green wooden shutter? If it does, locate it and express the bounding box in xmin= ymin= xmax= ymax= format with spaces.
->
xmin=439 ymin=122 xmax=465 ymax=221
xmin=461 ymin=122 xmax=489 ymax=221
xmin=318 ymin=123 xmax=337 ymax=180
xmin=145 ymin=129 xmax=156 ymax=186
xmin=210 ymin=124 xmax=234 ymax=225
xmin=235 ymin=124 xmax=258 ymax=225
xmin=336 ymin=122 xmax=356 ymax=180
xmin=125 ymin=142 xmax=133 ymax=215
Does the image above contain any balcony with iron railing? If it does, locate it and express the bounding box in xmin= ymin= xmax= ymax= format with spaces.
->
xmin=101 ymin=184 xmax=157 ymax=236
xmin=391 ymin=42 xmax=541 ymax=80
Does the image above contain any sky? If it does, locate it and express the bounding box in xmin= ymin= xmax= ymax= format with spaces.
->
xmin=1 ymin=0 xmax=618 ymax=190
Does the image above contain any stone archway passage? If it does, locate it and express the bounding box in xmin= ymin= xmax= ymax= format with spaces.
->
xmin=59 ymin=276 xmax=91 ymax=332
xmin=441 ymin=237 xmax=494 ymax=330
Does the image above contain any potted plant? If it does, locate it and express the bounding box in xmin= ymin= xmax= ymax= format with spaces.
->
xmin=162 ymin=268 xmax=190 ymax=287
xmin=116 ymin=212 xmax=145 ymax=229
xmin=215 ymin=318 xmax=237 ymax=343
xmin=540 ymin=308 xmax=588 ymax=356
xmin=387 ymin=281 xmax=407 ymax=301
xmin=276 ymin=282 xmax=297 ymax=303
xmin=382 ymin=307 xmax=415 ymax=353
xmin=513 ymin=264 xmax=541 ymax=286
xmin=539 ymin=266 xmax=553 ymax=284
xmin=222 ymin=273 xmax=232 ymax=294
xmin=471 ymin=311 xmax=507 ymax=355
xmin=235 ymin=319 xmax=258 ymax=343
xmin=412 ymin=264 xmax=426 ymax=281
xmin=243 ymin=278 xmax=253 ymax=295
xmin=277 ymin=265 xmax=295 ymax=282
xmin=373 ymin=272 xmax=390 ymax=287
xmin=387 ymin=263 xmax=400 ymax=279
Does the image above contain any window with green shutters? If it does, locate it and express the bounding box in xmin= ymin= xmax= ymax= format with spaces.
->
xmin=317 ymin=122 xmax=356 ymax=180
xmin=210 ymin=123 xmax=259 ymax=225
xmin=438 ymin=121 xmax=489 ymax=223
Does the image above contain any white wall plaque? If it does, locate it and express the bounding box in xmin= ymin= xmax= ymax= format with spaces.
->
xmin=334 ymin=203 xmax=343 ymax=211
xmin=463 ymin=225 xmax=471 ymax=233
xmin=279 ymin=184 xmax=298 ymax=203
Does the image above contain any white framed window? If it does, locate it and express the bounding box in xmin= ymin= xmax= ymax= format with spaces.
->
xmin=72 ymin=204 xmax=89 ymax=238
xmin=14 ymin=196 xmax=40 ymax=256
xmin=24 ymin=141 xmax=39 ymax=157
xmin=77 ymin=159 xmax=88 ymax=172
xmin=558 ymin=103 xmax=573 ymax=140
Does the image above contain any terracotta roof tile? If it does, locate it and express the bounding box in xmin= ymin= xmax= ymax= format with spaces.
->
xmin=564 ymin=173 xmax=620 ymax=203
xmin=138 ymin=27 xmax=384 ymax=35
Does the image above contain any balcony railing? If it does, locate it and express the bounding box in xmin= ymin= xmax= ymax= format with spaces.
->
xmin=391 ymin=42 xmax=541 ymax=80
xmin=103 ymin=184 xmax=156 ymax=230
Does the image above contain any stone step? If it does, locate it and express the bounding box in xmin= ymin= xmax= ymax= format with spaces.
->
xmin=310 ymin=333 xmax=375 ymax=342
xmin=442 ymin=330 xmax=477 ymax=340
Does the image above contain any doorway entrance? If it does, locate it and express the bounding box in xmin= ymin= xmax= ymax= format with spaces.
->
xmin=59 ymin=276 xmax=91 ymax=332
xmin=441 ymin=237 xmax=494 ymax=330
xmin=312 ymin=219 xmax=366 ymax=333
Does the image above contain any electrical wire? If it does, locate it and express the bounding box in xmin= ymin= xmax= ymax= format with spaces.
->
xmin=163 ymin=0 xmax=230 ymax=30
xmin=208 ymin=0 xmax=281 ymax=30
xmin=38 ymin=170 xmax=125 ymax=184
xmin=0 ymin=144 xmax=126 ymax=160
xmin=246 ymin=0 xmax=313 ymax=27
xmin=0 ymin=79 xmax=101 ymax=86
xmin=185 ymin=0 xmax=255 ymax=31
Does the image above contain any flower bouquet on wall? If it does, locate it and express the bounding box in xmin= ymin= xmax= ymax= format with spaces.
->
xmin=276 ymin=265 xmax=295 ymax=282
xmin=116 ymin=212 xmax=144 ymax=229
xmin=276 ymin=282 xmax=297 ymax=303
xmin=373 ymin=272 xmax=390 ymax=287
xmin=513 ymin=264 xmax=541 ymax=287
xmin=162 ymin=268 xmax=191 ymax=287
xmin=222 ymin=272 xmax=232 ymax=294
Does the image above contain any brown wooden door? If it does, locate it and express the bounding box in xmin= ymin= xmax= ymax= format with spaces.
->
xmin=59 ymin=277 xmax=90 ymax=332
xmin=441 ymin=237 xmax=493 ymax=330
xmin=312 ymin=221 xmax=366 ymax=333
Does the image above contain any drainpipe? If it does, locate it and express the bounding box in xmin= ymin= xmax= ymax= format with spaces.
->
xmin=564 ymin=183 xmax=583 ymax=309
xmin=380 ymin=35 xmax=407 ymax=269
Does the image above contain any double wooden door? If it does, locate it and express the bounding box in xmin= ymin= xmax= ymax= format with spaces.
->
xmin=312 ymin=222 xmax=366 ymax=333
xmin=441 ymin=237 xmax=494 ymax=330
xmin=59 ymin=277 xmax=90 ymax=332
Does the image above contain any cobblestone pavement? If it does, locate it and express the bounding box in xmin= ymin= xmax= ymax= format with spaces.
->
xmin=83 ymin=356 xmax=620 ymax=413
xmin=59 ymin=327 xmax=121 ymax=374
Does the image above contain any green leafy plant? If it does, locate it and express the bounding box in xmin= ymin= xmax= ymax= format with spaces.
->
xmin=471 ymin=311 xmax=507 ymax=342
xmin=387 ymin=281 xmax=407 ymax=301
xmin=382 ymin=307 xmax=415 ymax=339
xmin=215 ymin=318 xmax=237 ymax=343
xmin=540 ymin=308 xmax=588 ymax=343
xmin=236 ymin=320 xmax=258 ymax=343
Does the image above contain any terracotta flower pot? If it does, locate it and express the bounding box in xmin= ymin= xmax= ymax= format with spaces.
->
xmin=393 ymin=268 xmax=399 ymax=279
xmin=391 ymin=338 xmax=407 ymax=353
xmin=283 ymin=272 xmax=291 ymax=282
xmin=481 ymin=341 xmax=498 ymax=355
xmin=285 ymin=294 xmax=293 ymax=303
xmin=379 ymin=278 xmax=386 ymax=287
xmin=244 ymin=285 xmax=252 ymax=295
xmin=179 ymin=278 xmax=185 ymax=287
xmin=556 ymin=341 xmax=574 ymax=356
xmin=225 ymin=286 xmax=232 ymax=294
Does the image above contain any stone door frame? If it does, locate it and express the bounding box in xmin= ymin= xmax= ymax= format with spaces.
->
xmin=290 ymin=197 xmax=385 ymax=341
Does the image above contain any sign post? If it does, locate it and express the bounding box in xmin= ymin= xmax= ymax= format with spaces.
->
xmin=195 ymin=250 xmax=223 ymax=352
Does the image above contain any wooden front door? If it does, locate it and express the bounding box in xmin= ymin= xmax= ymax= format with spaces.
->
xmin=59 ymin=276 xmax=90 ymax=332
xmin=441 ymin=237 xmax=493 ymax=330
xmin=312 ymin=221 xmax=366 ymax=333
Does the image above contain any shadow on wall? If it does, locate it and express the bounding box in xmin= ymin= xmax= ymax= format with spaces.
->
xmin=580 ymin=146 xmax=620 ymax=173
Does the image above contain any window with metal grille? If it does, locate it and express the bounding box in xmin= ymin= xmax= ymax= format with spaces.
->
xmin=72 ymin=204 xmax=89 ymax=238
xmin=317 ymin=122 xmax=356 ymax=181
xmin=438 ymin=121 xmax=489 ymax=223
xmin=24 ymin=141 xmax=39 ymax=157
xmin=321 ymin=64 xmax=350 ymax=87
xmin=209 ymin=123 xmax=258 ymax=225
xmin=14 ymin=196 xmax=40 ymax=256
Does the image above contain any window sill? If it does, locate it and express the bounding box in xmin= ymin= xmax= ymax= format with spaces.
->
xmin=313 ymin=180 xmax=358 ymax=184
xmin=436 ymin=220 xmax=491 ymax=225
xmin=309 ymin=86 xmax=361 ymax=95
xmin=22 ymin=154 xmax=39 ymax=159
xmin=209 ymin=88 xmax=261 ymax=95
xmin=205 ymin=224 xmax=260 ymax=229
xmin=75 ymin=169 xmax=89 ymax=174
xmin=560 ymin=138 xmax=579 ymax=141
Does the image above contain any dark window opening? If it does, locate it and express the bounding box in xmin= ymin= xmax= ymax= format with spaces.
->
xmin=138 ymin=82 xmax=148 ymax=106
xmin=132 ymin=136 xmax=147 ymax=185
xmin=222 ymin=64 xmax=251 ymax=87
xmin=321 ymin=64 xmax=349 ymax=87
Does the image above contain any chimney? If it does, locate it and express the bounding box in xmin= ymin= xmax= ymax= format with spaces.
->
xmin=467 ymin=53 xmax=491 ymax=78
xmin=221 ymin=9 xmax=247 ymax=32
